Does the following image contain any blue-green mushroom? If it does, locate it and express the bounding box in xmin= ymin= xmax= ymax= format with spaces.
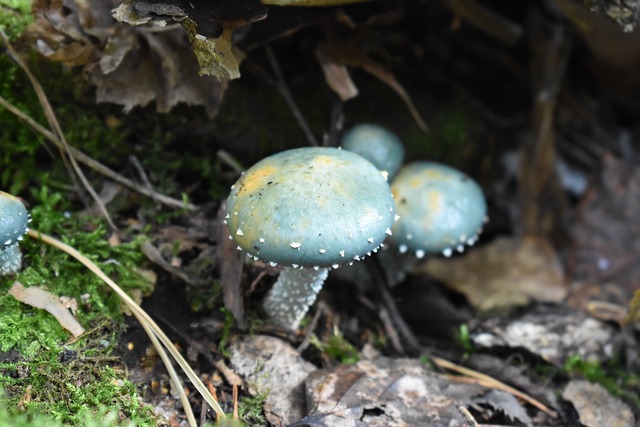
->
xmin=341 ymin=124 xmax=405 ymax=180
xmin=225 ymin=147 xmax=396 ymax=329
xmin=391 ymin=162 xmax=487 ymax=258
xmin=0 ymin=191 xmax=31 ymax=275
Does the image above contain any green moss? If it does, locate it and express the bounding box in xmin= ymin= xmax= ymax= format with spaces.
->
xmin=0 ymin=186 xmax=157 ymax=424
xmin=563 ymin=355 xmax=640 ymax=409
xmin=310 ymin=331 xmax=360 ymax=365
xmin=217 ymin=308 xmax=237 ymax=358
xmin=236 ymin=390 xmax=268 ymax=426
xmin=0 ymin=347 xmax=155 ymax=426
xmin=0 ymin=186 xmax=153 ymax=356
xmin=0 ymin=0 xmax=33 ymax=39
xmin=0 ymin=55 xmax=132 ymax=196
xmin=0 ymin=394 xmax=139 ymax=427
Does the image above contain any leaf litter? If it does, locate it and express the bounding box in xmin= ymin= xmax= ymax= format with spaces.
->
xmin=29 ymin=0 xmax=229 ymax=116
xmin=5 ymin=0 xmax=640 ymax=425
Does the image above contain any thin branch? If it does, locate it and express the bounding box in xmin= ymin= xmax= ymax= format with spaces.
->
xmin=431 ymin=355 xmax=557 ymax=417
xmin=1 ymin=30 xmax=116 ymax=230
xmin=265 ymin=46 xmax=319 ymax=147
xmin=367 ymin=255 xmax=422 ymax=355
xmin=0 ymin=95 xmax=196 ymax=211
xmin=27 ymin=229 xmax=226 ymax=421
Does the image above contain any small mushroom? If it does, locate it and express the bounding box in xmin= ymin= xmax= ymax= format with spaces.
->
xmin=341 ymin=123 xmax=405 ymax=180
xmin=225 ymin=147 xmax=396 ymax=329
xmin=0 ymin=191 xmax=31 ymax=275
xmin=391 ymin=162 xmax=487 ymax=258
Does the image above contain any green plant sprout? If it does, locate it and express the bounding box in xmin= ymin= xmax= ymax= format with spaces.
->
xmin=310 ymin=329 xmax=360 ymax=365
xmin=454 ymin=323 xmax=474 ymax=356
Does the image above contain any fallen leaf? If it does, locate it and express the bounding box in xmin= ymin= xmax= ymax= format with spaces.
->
xmin=298 ymin=357 xmax=486 ymax=426
xmin=8 ymin=281 xmax=85 ymax=337
xmin=315 ymin=44 xmax=359 ymax=100
xmin=562 ymin=380 xmax=635 ymax=427
xmin=29 ymin=0 xmax=229 ymax=117
xmin=317 ymin=16 xmax=429 ymax=133
xmin=472 ymin=389 xmax=531 ymax=425
xmin=417 ymin=235 xmax=567 ymax=312
xmin=471 ymin=305 xmax=616 ymax=366
xmin=229 ymin=335 xmax=316 ymax=427
xmin=113 ymin=1 xmax=255 ymax=79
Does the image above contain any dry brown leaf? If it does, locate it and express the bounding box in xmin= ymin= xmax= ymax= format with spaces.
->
xmin=315 ymin=44 xmax=358 ymax=100
xmin=300 ymin=357 xmax=487 ymax=426
xmin=318 ymin=23 xmax=429 ymax=132
xmin=563 ymin=380 xmax=635 ymax=427
xmin=113 ymin=1 xmax=255 ymax=80
xmin=471 ymin=305 xmax=616 ymax=366
xmin=29 ymin=0 xmax=228 ymax=117
xmin=229 ymin=335 xmax=316 ymax=427
xmin=417 ymin=235 xmax=567 ymax=312
xmin=8 ymin=281 xmax=85 ymax=337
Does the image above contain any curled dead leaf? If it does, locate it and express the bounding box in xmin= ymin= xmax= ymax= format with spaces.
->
xmin=8 ymin=281 xmax=85 ymax=337
xmin=417 ymin=236 xmax=567 ymax=312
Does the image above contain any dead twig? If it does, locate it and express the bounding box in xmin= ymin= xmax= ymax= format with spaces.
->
xmin=297 ymin=300 xmax=330 ymax=353
xmin=431 ymin=355 xmax=558 ymax=418
xmin=440 ymin=0 xmax=523 ymax=45
xmin=140 ymin=240 xmax=195 ymax=285
xmin=367 ymin=256 xmax=422 ymax=355
xmin=128 ymin=155 xmax=156 ymax=197
xmin=377 ymin=304 xmax=405 ymax=354
xmin=0 ymin=95 xmax=196 ymax=211
xmin=26 ymin=229 xmax=226 ymax=423
xmin=1 ymin=30 xmax=116 ymax=229
xmin=265 ymin=46 xmax=319 ymax=147
xmin=216 ymin=150 xmax=246 ymax=174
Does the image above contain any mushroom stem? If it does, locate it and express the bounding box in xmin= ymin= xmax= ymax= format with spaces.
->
xmin=263 ymin=267 xmax=329 ymax=330
xmin=0 ymin=243 xmax=23 ymax=276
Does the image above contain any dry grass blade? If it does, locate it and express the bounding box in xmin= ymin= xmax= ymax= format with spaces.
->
xmin=1 ymin=29 xmax=116 ymax=230
xmin=137 ymin=310 xmax=198 ymax=426
xmin=0 ymin=95 xmax=196 ymax=211
xmin=26 ymin=229 xmax=227 ymax=422
xmin=430 ymin=355 xmax=557 ymax=418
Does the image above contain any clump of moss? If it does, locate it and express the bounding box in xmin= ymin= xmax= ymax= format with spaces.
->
xmin=2 ymin=186 xmax=153 ymax=356
xmin=563 ymin=355 xmax=640 ymax=410
xmin=310 ymin=331 xmax=360 ymax=365
xmin=0 ymin=393 xmax=140 ymax=427
xmin=237 ymin=390 xmax=269 ymax=426
xmin=0 ymin=186 xmax=158 ymax=425
xmin=0 ymin=347 xmax=156 ymax=426
xmin=0 ymin=0 xmax=33 ymax=39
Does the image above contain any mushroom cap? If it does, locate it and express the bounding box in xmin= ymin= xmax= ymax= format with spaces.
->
xmin=391 ymin=162 xmax=487 ymax=256
xmin=0 ymin=191 xmax=29 ymax=251
xmin=341 ymin=124 xmax=405 ymax=179
xmin=226 ymin=147 xmax=396 ymax=268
